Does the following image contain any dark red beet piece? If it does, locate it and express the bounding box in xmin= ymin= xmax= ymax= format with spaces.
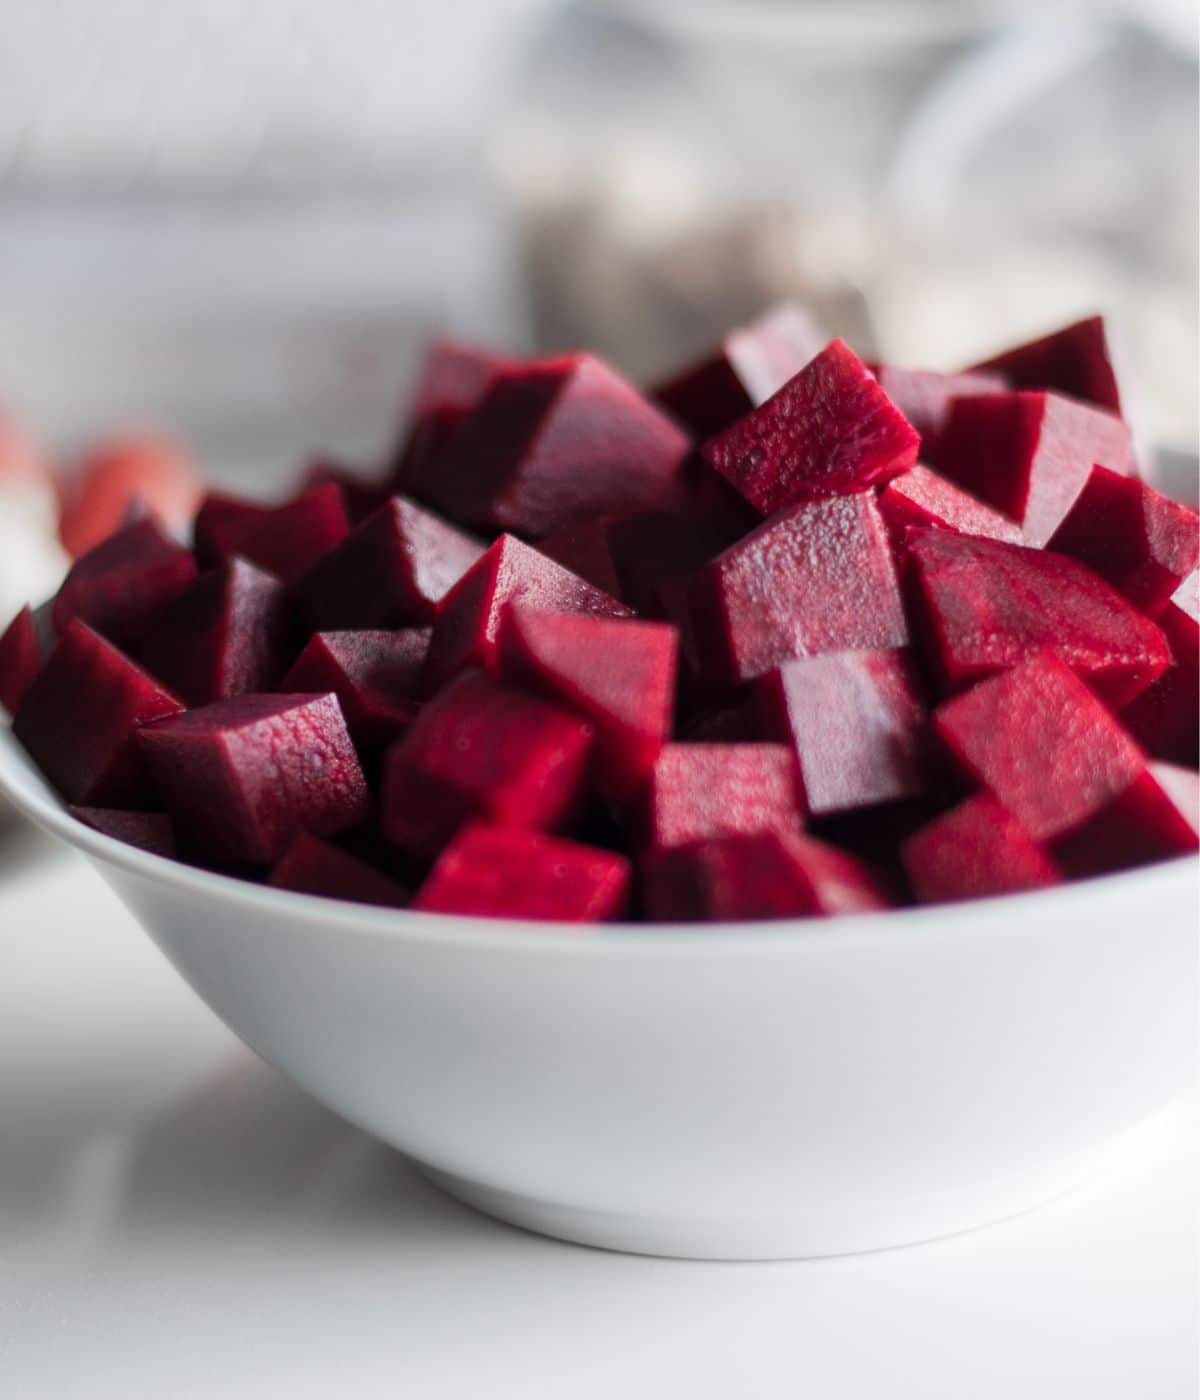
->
xmin=499 ymin=606 xmax=678 ymax=800
xmin=1051 ymin=761 xmax=1200 ymax=878
xmin=900 ymin=794 xmax=1060 ymax=904
xmin=757 ymin=649 xmax=925 ymax=816
xmin=299 ymin=458 xmax=390 ymax=524
xmin=193 ymin=491 xmax=271 ymax=567
xmin=928 ymin=391 xmax=1134 ymax=545
xmin=15 ymin=620 xmax=184 ymax=807
xmin=140 ymin=557 xmax=290 ymax=706
xmin=413 ymin=823 xmax=630 ymax=922
xmin=641 ymin=743 xmax=802 ymax=850
xmin=1046 ymin=466 xmax=1199 ymax=616
xmin=381 ymin=668 xmax=595 ymax=858
xmin=688 ymin=494 xmax=908 ymax=688
xmin=865 ymin=366 xmax=1007 ymax=457
xmin=427 ymin=353 xmax=692 ymax=537
xmin=877 ymin=463 xmax=1024 ymax=553
xmin=641 ymin=830 xmax=887 ymax=921
xmin=52 ymin=518 xmax=198 ymax=653
xmin=906 ymin=527 xmax=1169 ymax=707
xmin=537 ymin=519 xmax=624 ymax=599
xmin=268 ymin=831 xmax=409 ymax=907
xmin=292 ymin=496 xmax=486 ymax=632
xmin=0 ymin=606 xmax=43 ymax=714
xmin=970 ymin=315 xmax=1123 ymax=414
xmin=422 ymin=534 xmax=630 ymax=695
xmin=703 ymin=338 xmax=919 ymax=515
xmin=218 ymin=483 xmax=351 ymax=584
xmin=138 ymin=693 xmax=369 ymax=867
xmin=68 ymin=805 xmax=176 ymax=858
xmin=1121 ymin=577 xmax=1199 ymax=766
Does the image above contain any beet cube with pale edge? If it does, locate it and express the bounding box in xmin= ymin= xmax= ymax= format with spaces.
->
xmin=642 ymin=743 xmax=802 ymax=849
xmin=1121 ymin=578 xmax=1199 ymax=766
xmin=0 ymin=606 xmax=42 ymax=714
xmin=866 ymin=366 xmax=1007 ymax=456
xmin=68 ymin=805 xmax=176 ymax=858
xmin=970 ymin=315 xmax=1123 ymax=414
xmin=901 ymin=795 xmax=1060 ymax=904
xmin=878 ymin=464 xmax=1024 ymax=551
xmin=268 ymin=832 xmax=409 ymax=907
xmin=281 ymin=629 xmax=429 ymax=751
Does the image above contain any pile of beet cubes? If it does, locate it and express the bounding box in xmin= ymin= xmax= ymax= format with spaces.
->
xmin=1 ymin=309 xmax=1197 ymax=923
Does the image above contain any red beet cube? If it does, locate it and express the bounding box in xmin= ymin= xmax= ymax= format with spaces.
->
xmin=500 ymin=606 xmax=678 ymax=800
xmin=1046 ymin=466 xmax=1199 ymax=616
xmin=381 ymin=668 xmax=595 ymax=858
xmin=0 ymin=606 xmax=43 ymax=714
xmin=1052 ymin=761 xmax=1200 ymax=878
xmin=68 ymin=805 xmax=176 ymax=858
xmin=268 ymin=831 xmax=409 ymax=907
xmin=138 ymin=693 xmax=370 ymax=867
xmin=970 ymin=315 xmax=1123 ymax=414
xmin=1121 ymin=578 xmax=1199 ymax=766
xmin=928 ymin=391 xmax=1134 ymax=545
xmin=140 ymin=557 xmax=290 ymax=706
xmin=703 ymin=339 xmax=919 ymax=515
xmin=877 ymin=463 xmax=1024 ymax=552
xmin=193 ymin=491 xmax=271 ymax=567
xmin=642 ymin=831 xmax=887 ymax=921
xmin=299 ymin=458 xmax=390 ymax=524
xmin=427 ymin=353 xmax=692 ymax=537
xmin=756 ymin=649 xmax=926 ymax=816
xmin=292 ymin=496 xmax=486 ymax=632
xmin=215 ymin=483 xmax=351 ymax=584
xmin=413 ymin=824 xmax=630 ymax=922
xmin=641 ymin=743 xmax=802 ymax=849
xmin=537 ymin=519 xmax=625 ymax=599
xmin=900 ymin=794 xmax=1060 ymax=904
xmin=15 ymin=620 xmax=184 ymax=806
xmin=688 ymin=494 xmax=908 ymax=687
xmin=907 ymin=527 xmax=1169 ymax=707
xmin=865 ymin=366 xmax=1007 ymax=458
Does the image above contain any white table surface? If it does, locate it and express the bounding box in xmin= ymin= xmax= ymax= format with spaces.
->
xmin=1 ymin=820 xmax=1196 ymax=1400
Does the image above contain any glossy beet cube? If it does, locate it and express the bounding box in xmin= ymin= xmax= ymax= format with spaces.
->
xmin=427 ymin=353 xmax=692 ymax=537
xmin=52 ymin=518 xmax=197 ymax=652
xmin=413 ymin=824 xmax=630 ymax=922
xmin=268 ymin=832 xmax=409 ymax=908
xmin=1051 ymin=761 xmax=1200 ymax=878
xmin=757 ymin=649 xmax=926 ymax=816
xmin=422 ymin=535 xmax=630 ymax=694
xmin=210 ymin=483 xmax=351 ymax=584
xmin=877 ymin=464 xmax=1024 ymax=553
xmin=688 ymin=494 xmax=908 ymax=688
xmin=15 ymin=620 xmax=184 ymax=807
xmin=1046 ymin=466 xmax=1199 ymax=616
xmin=381 ymin=668 xmax=595 ymax=858
xmin=641 ymin=831 xmax=888 ymax=921
xmin=970 ymin=315 xmax=1123 ymax=414
xmin=901 ymin=794 xmax=1060 ymax=905
xmin=193 ymin=491 xmax=271 ymax=567
xmin=928 ymin=392 xmax=1134 ymax=545
xmin=537 ymin=519 xmax=624 ymax=599
xmin=0 ymin=606 xmax=43 ymax=714
xmin=865 ymin=366 xmax=1007 ymax=458
xmin=500 ymin=606 xmax=678 ymax=800
xmin=140 ymin=557 xmax=290 ymax=706
xmin=292 ymin=496 xmax=485 ymax=632
xmin=703 ymin=339 xmax=918 ymax=515
xmin=641 ymin=743 xmax=802 ymax=850
xmin=68 ymin=805 xmax=176 ymax=858
xmin=1120 ymin=578 xmax=1199 ymax=766
xmin=907 ymin=527 xmax=1169 ymax=707
xmin=138 ymin=693 xmax=370 ymax=867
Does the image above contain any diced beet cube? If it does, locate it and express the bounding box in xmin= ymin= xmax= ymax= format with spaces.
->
xmin=0 ymin=606 xmax=43 ymax=714
xmin=56 ymin=435 xmax=200 ymax=559
xmin=688 ymin=494 xmax=908 ymax=688
xmin=1051 ymin=761 xmax=1199 ymax=878
xmin=268 ymin=831 xmax=409 ymax=907
xmin=138 ymin=693 xmax=369 ymax=867
xmin=68 ymin=805 xmax=176 ymax=858
xmin=427 ymin=353 xmax=692 ymax=537
xmin=641 ymin=831 xmax=887 ymax=921
xmin=193 ymin=491 xmax=271 ymax=567
xmin=15 ymin=620 xmax=184 ymax=807
xmin=1046 ymin=466 xmax=1199 ymax=616
xmin=537 ymin=519 xmax=624 ymax=599
xmin=140 ymin=557 xmax=290 ymax=706
xmin=422 ymin=534 xmax=630 ymax=694
xmin=906 ymin=527 xmax=1169 ymax=707
xmin=292 ymin=496 xmax=486 ymax=633
xmin=928 ymin=391 xmax=1134 ymax=545
xmin=280 ymin=628 xmax=430 ymax=752
xmin=703 ymin=339 xmax=919 ymax=515
xmin=900 ymin=794 xmax=1060 ymax=904
xmin=52 ymin=518 xmax=198 ymax=652
xmin=757 ymin=649 xmax=926 ymax=816
xmin=970 ymin=315 xmax=1123 ymax=414
xmin=215 ymin=483 xmax=351 ymax=584
xmin=499 ymin=606 xmax=678 ymax=800
xmin=381 ymin=669 xmax=595 ymax=858
xmin=932 ymin=653 xmax=1145 ymax=844
xmin=413 ymin=824 xmax=630 ymax=922
xmin=299 ymin=458 xmax=390 ymax=524
xmin=652 ymin=302 xmax=827 ymax=439
xmin=641 ymin=743 xmax=802 ymax=850
xmin=877 ymin=463 xmax=1024 ymax=552
xmin=1121 ymin=578 xmax=1199 ymax=766
xmin=865 ymin=366 xmax=1007 ymax=458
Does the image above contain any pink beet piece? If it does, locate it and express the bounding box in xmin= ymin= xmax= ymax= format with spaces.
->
xmin=1120 ymin=577 xmax=1199 ymax=766
xmin=652 ymin=302 xmax=827 ymax=439
xmin=641 ymin=830 xmax=888 ymax=921
xmin=907 ymin=527 xmax=1169 ymax=707
xmin=138 ymin=693 xmax=370 ymax=867
xmin=52 ymin=518 xmax=198 ymax=653
xmin=427 ymin=353 xmax=692 ymax=537
xmin=757 ymin=649 xmax=926 ymax=816
xmin=499 ymin=606 xmax=678 ymax=800
xmin=928 ymin=391 xmax=1134 ymax=545
xmin=641 ymin=743 xmax=802 ymax=850
xmin=140 ymin=557 xmax=290 ymax=706
xmin=413 ymin=823 xmax=630 ymax=922
xmin=193 ymin=491 xmax=271 ymax=567
xmin=292 ymin=496 xmax=486 ymax=632
xmin=68 ymin=805 xmax=176 ymax=858
xmin=381 ymin=668 xmax=595 ymax=858
xmin=0 ymin=606 xmax=43 ymax=714
xmin=268 ymin=831 xmax=409 ymax=907
xmin=865 ymin=366 xmax=1007 ymax=457
xmin=933 ymin=652 xmax=1146 ymax=845
xmin=687 ymin=494 xmax=908 ymax=687
xmin=702 ymin=338 xmax=919 ymax=515
xmin=1052 ymin=761 xmax=1200 ymax=878
xmin=1046 ymin=466 xmax=1199 ymax=616
xmin=877 ymin=463 xmax=1024 ymax=552
xmin=537 ymin=519 xmax=625 ymax=599
xmin=970 ymin=315 xmax=1123 ymax=414
xmin=901 ymin=794 xmax=1060 ymax=904
xmin=281 ymin=628 xmax=430 ymax=752
xmin=422 ymin=534 xmax=630 ymax=694
xmin=14 ymin=620 xmax=184 ymax=807
xmin=217 ymin=482 xmax=351 ymax=584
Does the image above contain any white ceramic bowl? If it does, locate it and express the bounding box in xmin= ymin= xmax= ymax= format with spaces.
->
xmin=1 ymin=726 xmax=1195 ymax=1260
